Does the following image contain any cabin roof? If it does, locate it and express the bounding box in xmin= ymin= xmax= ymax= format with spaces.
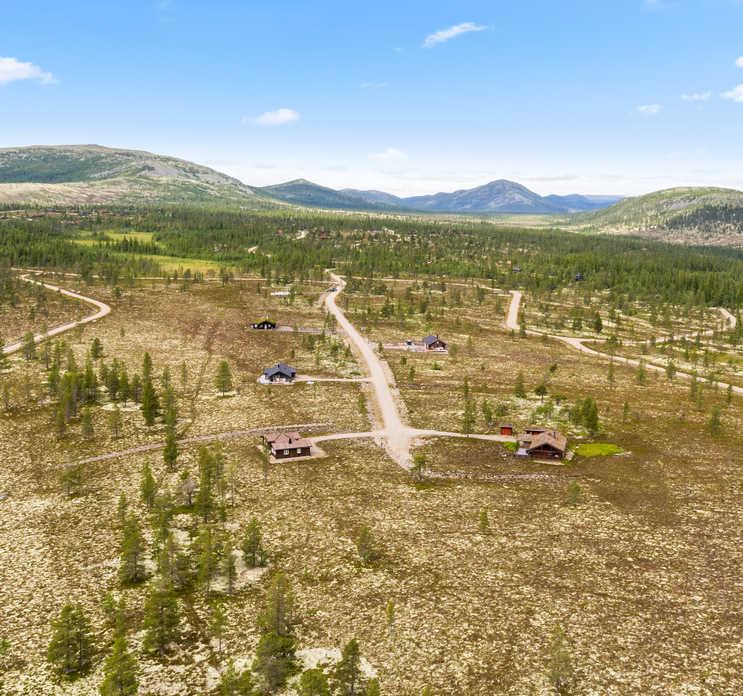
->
xmin=423 ymin=334 xmax=444 ymax=346
xmin=264 ymin=431 xmax=311 ymax=449
xmin=263 ymin=363 xmax=296 ymax=377
xmin=527 ymin=430 xmax=567 ymax=453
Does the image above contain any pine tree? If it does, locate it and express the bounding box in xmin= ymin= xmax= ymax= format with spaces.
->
xmin=222 ymin=540 xmax=237 ymax=594
xmin=242 ymin=518 xmax=266 ymax=568
xmin=196 ymin=525 xmax=217 ymax=594
xmin=142 ymin=352 xmax=153 ymax=382
xmin=22 ymin=331 xmax=36 ymax=361
xmin=196 ymin=447 xmax=216 ymax=522
xmin=140 ymin=461 xmax=156 ymax=511
xmin=46 ymin=602 xmax=93 ymax=680
xmin=163 ymin=423 xmax=178 ymax=470
xmin=581 ymin=398 xmax=600 ymax=435
xmin=299 ymin=668 xmax=331 ymax=696
xmin=478 ymin=508 xmax=490 ymax=534
xmin=253 ymin=572 xmax=297 ymax=691
xmin=462 ymin=397 xmax=476 ymax=435
xmin=535 ymin=381 xmax=548 ymax=402
xmin=142 ymin=581 xmax=180 ymax=656
xmin=356 ymin=526 xmax=379 ymax=567
xmin=109 ymin=405 xmax=123 ymax=439
xmin=119 ymin=516 xmax=146 ymax=585
xmin=218 ymin=660 xmax=256 ymax=695
xmin=81 ymin=408 xmax=94 ymax=440
xmin=216 ymin=360 xmax=234 ymax=395
xmin=547 ymin=626 xmax=575 ymax=696
xmin=333 ymin=639 xmax=363 ymax=696
xmin=90 ymin=337 xmax=103 ymax=360
xmin=210 ymin=602 xmax=226 ymax=652
xmin=708 ymin=406 xmax=722 ymax=436
xmin=99 ymin=635 xmax=138 ymax=696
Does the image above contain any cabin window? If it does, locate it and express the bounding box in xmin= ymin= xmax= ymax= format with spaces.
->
xmin=284 ymin=449 xmax=289 ymax=455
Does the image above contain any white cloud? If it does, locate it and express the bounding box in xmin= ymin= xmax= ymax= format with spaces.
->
xmin=249 ymin=108 xmax=300 ymax=126
xmin=721 ymin=84 xmax=743 ymax=102
xmin=361 ymin=81 xmax=388 ymax=89
xmin=0 ymin=57 xmax=54 ymax=86
xmin=369 ymin=147 xmax=408 ymax=162
xmin=423 ymin=22 xmax=487 ymax=48
xmin=637 ymin=103 xmax=662 ymax=115
xmin=736 ymin=56 xmax=743 ymax=68
xmin=681 ymin=91 xmax=711 ymax=102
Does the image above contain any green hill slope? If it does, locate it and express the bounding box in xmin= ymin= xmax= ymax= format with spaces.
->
xmin=0 ymin=145 xmax=278 ymax=208
xmin=578 ymin=187 xmax=743 ymax=246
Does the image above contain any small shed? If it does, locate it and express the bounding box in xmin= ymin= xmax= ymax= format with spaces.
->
xmin=499 ymin=423 xmax=514 ymax=437
xmin=263 ymin=431 xmax=312 ymax=459
xmin=263 ymin=363 xmax=297 ymax=383
xmin=252 ymin=319 xmax=277 ymax=330
xmin=422 ymin=334 xmax=447 ymax=351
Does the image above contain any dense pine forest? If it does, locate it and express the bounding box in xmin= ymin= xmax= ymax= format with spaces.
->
xmin=2 ymin=205 xmax=743 ymax=308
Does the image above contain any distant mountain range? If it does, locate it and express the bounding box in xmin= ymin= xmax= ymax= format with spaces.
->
xmin=269 ymin=178 xmax=623 ymax=214
xmin=1 ymin=145 xmax=742 ymax=247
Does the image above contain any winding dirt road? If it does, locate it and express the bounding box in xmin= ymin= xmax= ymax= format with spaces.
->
xmin=323 ymin=274 xmax=516 ymax=468
xmin=2 ymin=273 xmax=111 ymax=357
xmin=506 ymin=290 xmax=743 ymax=396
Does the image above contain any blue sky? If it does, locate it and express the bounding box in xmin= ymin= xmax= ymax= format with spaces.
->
xmin=2 ymin=0 xmax=743 ymax=195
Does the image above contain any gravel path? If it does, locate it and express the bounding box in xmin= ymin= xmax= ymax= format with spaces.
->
xmin=2 ymin=272 xmax=112 ymax=357
xmin=505 ymin=290 xmax=743 ymax=395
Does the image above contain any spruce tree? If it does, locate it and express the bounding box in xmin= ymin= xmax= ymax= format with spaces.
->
xmin=222 ymin=540 xmax=237 ymax=594
xmin=99 ymin=635 xmax=138 ymax=696
xmin=140 ymin=461 xmax=156 ymax=510
xmin=242 ymin=518 xmax=266 ymax=568
xmin=109 ymin=405 xmax=123 ymax=439
xmin=81 ymin=408 xmax=94 ymax=440
xmin=119 ymin=516 xmax=146 ymax=585
xmin=142 ymin=581 xmax=180 ymax=656
xmin=216 ymin=360 xmax=234 ymax=395
xmin=299 ymin=668 xmax=331 ymax=696
xmin=141 ymin=378 xmax=160 ymax=426
xmin=333 ymin=639 xmax=363 ymax=696
xmin=46 ymin=602 xmax=93 ymax=680
xmin=218 ymin=661 xmax=256 ymax=695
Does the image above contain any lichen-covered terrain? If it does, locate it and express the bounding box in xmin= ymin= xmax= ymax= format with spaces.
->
xmin=0 ymin=275 xmax=741 ymax=695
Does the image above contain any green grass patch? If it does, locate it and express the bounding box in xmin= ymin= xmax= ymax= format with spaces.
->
xmin=574 ymin=443 xmax=624 ymax=457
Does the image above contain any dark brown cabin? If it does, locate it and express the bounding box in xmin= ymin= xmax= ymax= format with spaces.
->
xmin=263 ymin=431 xmax=312 ymax=459
xmin=422 ymin=334 xmax=447 ymax=351
xmin=526 ymin=430 xmax=567 ymax=460
xmin=252 ymin=319 xmax=277 ymax=330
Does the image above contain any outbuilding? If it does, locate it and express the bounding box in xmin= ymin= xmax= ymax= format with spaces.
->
xmin=499 ymin=423 xmax=514 ymax=437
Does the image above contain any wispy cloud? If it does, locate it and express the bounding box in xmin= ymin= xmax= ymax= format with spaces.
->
xmin=369 ymin=147 xmax=408 ymax=162
xmin=721 ymin=84 xmax=743 ymax=102
xmin=361 ymin=81 xmax=388 ymax=90
xmin=736 ymin=56 xmax=743 ymax=68
xmin=423 ymin=22 xmax=487 ymax=48
xmin=637 ymin=103 xmax=662 ymax=115
xmin=247 ymin=108 xmax=300 ymax=126
xmin=0 ymin=57 xmax=54 ymax=86
xmin=681 ymin=91 xmax=711 ymax=102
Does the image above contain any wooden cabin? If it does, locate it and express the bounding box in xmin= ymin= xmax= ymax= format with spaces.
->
xmin=263 ymin=431 xmax=312 ymax=459
xmin=422 ymin=334 xmax=447 ymax=351
xmin=499 ymin=423 xmax=514 ymax=437
xmin=252 ymin=319 xmax=277 ymax=330
xmin=262 ymin=363 xmax=297 ymax=383
xmin=525 ymin=430 xmax=567 ymax=460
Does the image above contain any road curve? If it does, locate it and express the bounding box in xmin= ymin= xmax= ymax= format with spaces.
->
xmin=2 ymin=273 xmax=112 ymax=357
xmin=506 ymin=290 xmax=743 ymax=396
